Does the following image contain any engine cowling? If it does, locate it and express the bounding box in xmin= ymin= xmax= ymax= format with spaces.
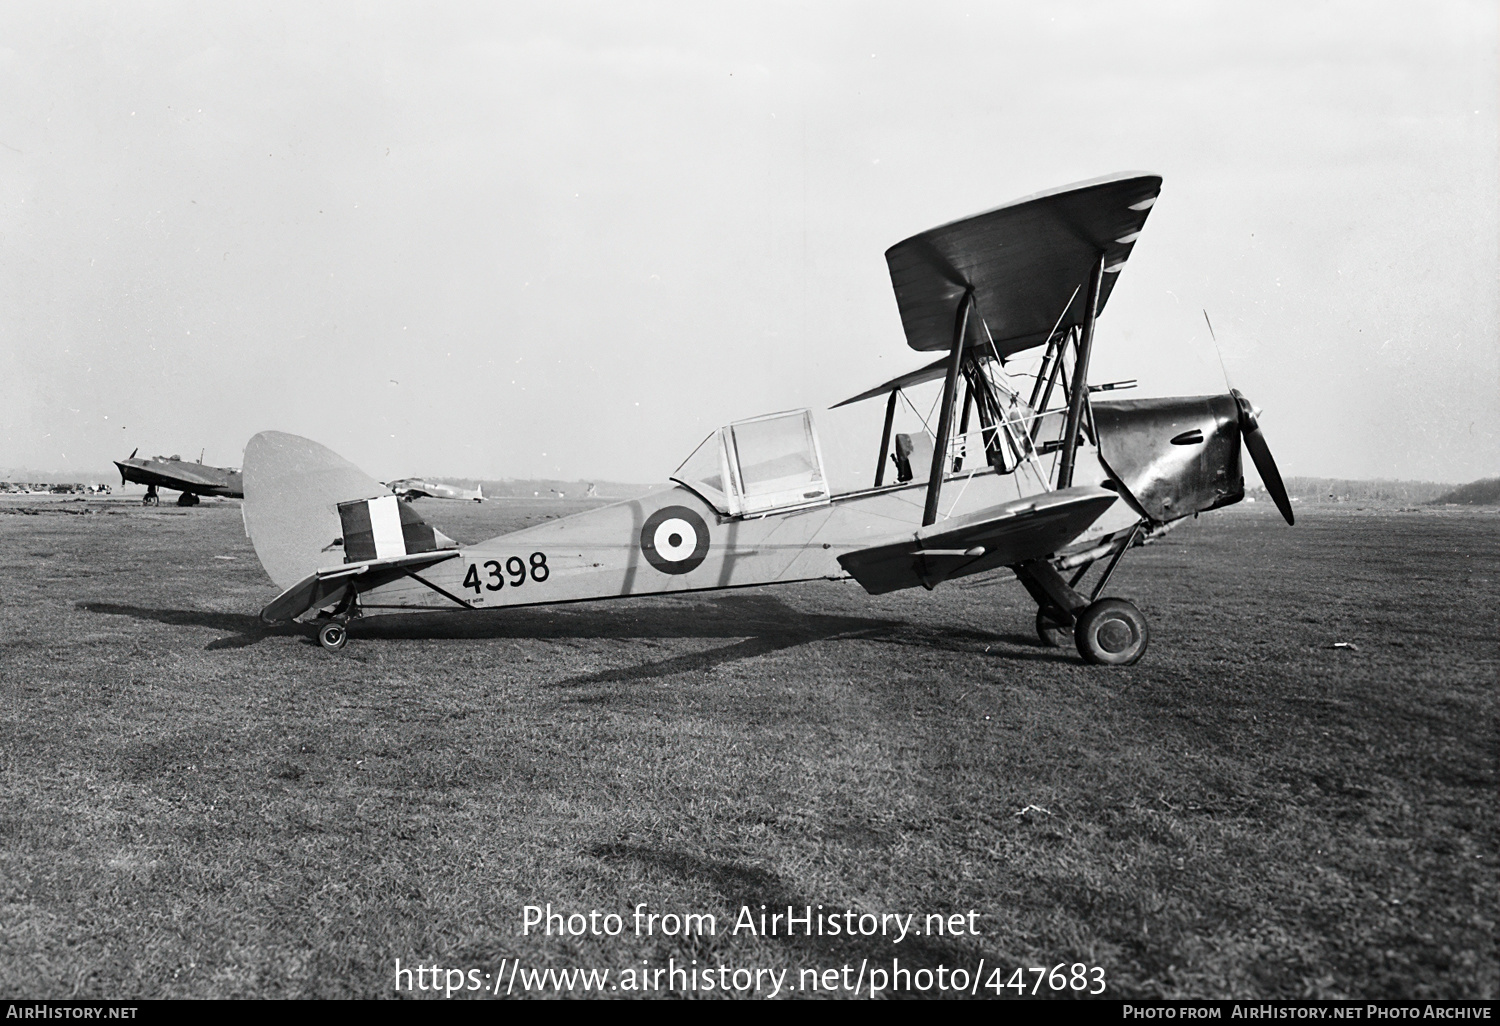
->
xmin=1092 ymin=394 xmax=1244 ymax=524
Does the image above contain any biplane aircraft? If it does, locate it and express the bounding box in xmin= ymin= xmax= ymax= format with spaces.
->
xmin=242 ymin=172 xmax=1292 ymax=662
xmin=386 ymin=478 xmax=485 ymax=503
xmin=115 ymin=449 xmax=243 ymax=506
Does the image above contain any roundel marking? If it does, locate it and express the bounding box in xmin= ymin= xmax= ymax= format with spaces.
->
xmin=640 ymin=505 xmax=710 ymax=575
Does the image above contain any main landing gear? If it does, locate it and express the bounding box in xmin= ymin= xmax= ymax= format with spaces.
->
xmin=1014 ymin=528 xmax=1150 ymax=666
xmin=142 ymin=485 xmax=160 ymax=507
xmin=1032 ymin=586 xmax=1149 ymax=665
xmin=176 ymin=492 xmax=200 ymax=507
xmin=1072 ymin=598 xmax=1148 ymax=666
xmin=1035 ymin=609 xmax=1072 ymax=649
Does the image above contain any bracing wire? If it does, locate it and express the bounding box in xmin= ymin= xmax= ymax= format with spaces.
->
xmin=897 ymin=388 xmax=935 ymax=437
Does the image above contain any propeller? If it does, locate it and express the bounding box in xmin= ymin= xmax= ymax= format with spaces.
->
xmin=1231 ymin=390 xmax=1293 ymax=525
xmin=1203 ymin=310 xmax=1293 ymax=525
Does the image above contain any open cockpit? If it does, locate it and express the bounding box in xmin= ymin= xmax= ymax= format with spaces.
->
xmin=669 ymin=345 xmax=1095 ymax=522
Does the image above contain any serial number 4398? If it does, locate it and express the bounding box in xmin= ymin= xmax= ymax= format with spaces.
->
xmin=462 ymin=553 xmax=549 ymax=593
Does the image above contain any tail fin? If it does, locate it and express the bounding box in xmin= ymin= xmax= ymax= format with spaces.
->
xmin=243 ymin=432 xmax=455 ymax=591
xmin=475 ymin=483 xmax=483 ymax=502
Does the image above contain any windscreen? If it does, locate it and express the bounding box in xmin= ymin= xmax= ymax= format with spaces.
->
xmin=670 ymin=431 xmax=730 ymax=513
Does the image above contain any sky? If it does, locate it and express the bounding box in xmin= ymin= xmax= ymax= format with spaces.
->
xmin=1 ymin=1 xmax=1495 ymax=485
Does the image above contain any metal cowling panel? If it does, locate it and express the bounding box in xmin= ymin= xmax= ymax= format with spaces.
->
xmin=1093 ymin=395 xmax=1244 ymax=524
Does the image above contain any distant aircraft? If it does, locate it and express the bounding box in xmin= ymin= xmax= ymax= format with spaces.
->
xmin=387 ymin=478 xmax=484 ymax=503
xmin=241 ymin=172 xmax=1292 ymax=662
xmin=114 ymin=449 xmax=243 ymax=506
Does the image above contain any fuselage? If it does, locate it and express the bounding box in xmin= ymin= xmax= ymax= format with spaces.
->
xmin=388 ymin=478 xmax=482 ymax=502
xmin=346 ymin=447 xmax=1135 ymax=617
xmin=114 ymin=457 xmax=243 ymax=498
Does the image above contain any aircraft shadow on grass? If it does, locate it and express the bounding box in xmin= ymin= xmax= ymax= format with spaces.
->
xmin=76 ymin=592 xmax=1075 ymax=676
xmin=76 ymin=602 xmax=291 ymax=650
xmin=587 ymin=843 xmax=991 ymax=977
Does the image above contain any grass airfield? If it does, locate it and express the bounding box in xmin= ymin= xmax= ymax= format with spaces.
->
xmin=0 ymin=494 xmax=1494 ymax=999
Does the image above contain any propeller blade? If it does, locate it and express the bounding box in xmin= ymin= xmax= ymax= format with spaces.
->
xmin=1232 ymin=389 xmax=1294 ymax=525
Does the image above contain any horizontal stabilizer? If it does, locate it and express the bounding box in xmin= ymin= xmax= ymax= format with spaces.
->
xmin=260 ymin=550 xmax=461 ymax=624
xmin=838 ymin=487 xmax=1117 ymax=595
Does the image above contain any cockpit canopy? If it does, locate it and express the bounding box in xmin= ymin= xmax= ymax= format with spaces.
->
xmin=672 ymin=409 xmax=830 ymax=517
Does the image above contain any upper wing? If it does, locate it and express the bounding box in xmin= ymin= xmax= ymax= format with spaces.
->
xmin=886 ymin=172 xmax=1162 ymax=357
xmin=837 ymin=486 xmax=1117 ymax=595
xmin=830 ymin=354 xmax=955 ymax=408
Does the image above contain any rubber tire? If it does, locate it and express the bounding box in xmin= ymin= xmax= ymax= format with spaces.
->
xmin=1074 ymin=598 xmax=1149 ymax=666
xmin=176 ymin=492 xmax=199 ymax=507
xmin=142 ymin=494 xmax=160 ymax=507
xmin=318 ymin=623 xmax=348 ymax=651
xmin=1036 ymin=609 xmax=1073 ymax=648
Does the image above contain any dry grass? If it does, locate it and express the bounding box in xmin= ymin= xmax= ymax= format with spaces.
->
xmin=0 ymin=497 xmax=1494 ymax=999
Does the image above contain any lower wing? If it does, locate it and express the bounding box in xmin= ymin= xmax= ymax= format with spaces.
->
xmin=837 ymin=486 xmax=1118 ymax=595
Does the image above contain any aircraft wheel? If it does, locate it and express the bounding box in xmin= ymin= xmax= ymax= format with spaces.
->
xmin=318 ymin=622 xmax=348 ymax=651
xmin=142 ymin=494 xmax=159 ymax=507
xmin=176 ymin=492 xmax=199 ymax=507
xmin=1035 ymin=609 xmax=1072 ymax=648
xmin=1074 ymin=598 xmax=1149 ymax=666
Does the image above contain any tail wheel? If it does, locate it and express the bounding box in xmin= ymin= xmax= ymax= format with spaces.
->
xmin=318 ymin=623 xmax=348 ymax=651
xmin=1074 ymin=598 xmax=1149 ymax=666
xmin=1035 ymin=609 xmax=1072 ymax=648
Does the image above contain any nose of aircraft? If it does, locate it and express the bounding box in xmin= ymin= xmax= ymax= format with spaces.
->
xmin=1231 ymin=389 xmax=1294 ymax=525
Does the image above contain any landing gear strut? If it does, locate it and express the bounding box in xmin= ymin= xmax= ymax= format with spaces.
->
xmin=142 ymin=485 xmax=160 ymax=507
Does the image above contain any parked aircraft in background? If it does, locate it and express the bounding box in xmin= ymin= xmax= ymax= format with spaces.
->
xmin=241 ymin=172 xmax=1292 ymax=662
xmin=387 ymin=478 xmax=484 ymax=503
xmin=114 ymin=450 xmax=243 ymax=506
